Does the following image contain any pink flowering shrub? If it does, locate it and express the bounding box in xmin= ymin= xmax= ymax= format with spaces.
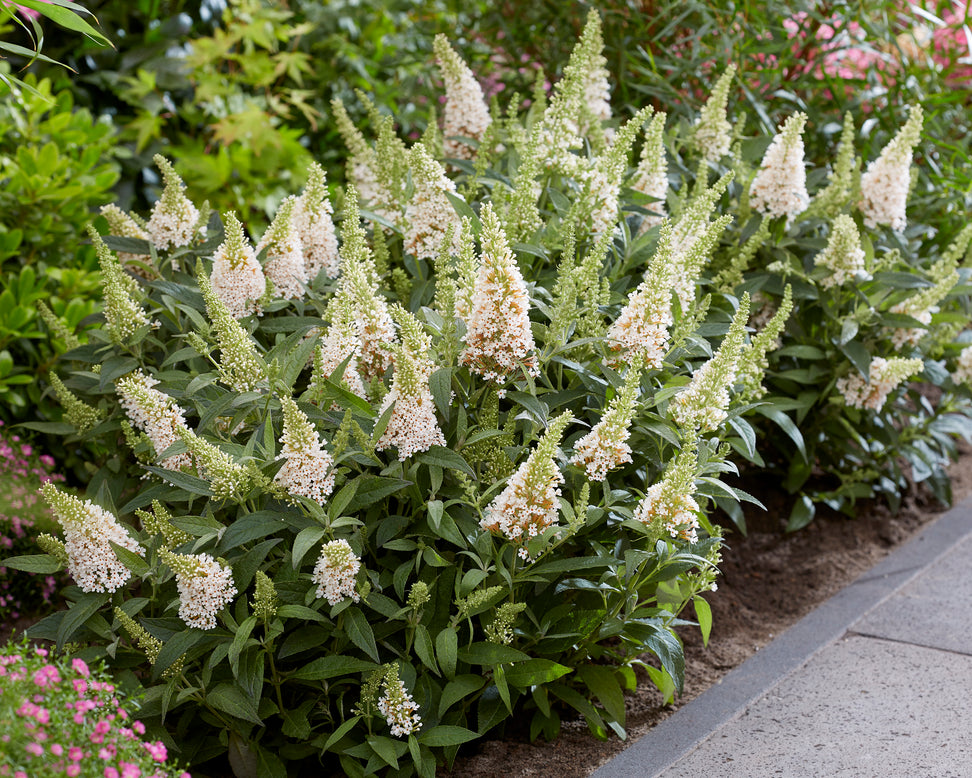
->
xmin=0 ymin=423 xmax=66 ymax=622
xmin=0 ymin=639 xmax=189 ymax=778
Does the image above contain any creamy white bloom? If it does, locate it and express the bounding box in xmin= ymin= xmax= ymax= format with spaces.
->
xmin=750 ymin=113 xmax=810 ymax=220
xmin=815 ymin=215 xmax=867 ymax=289
xmin=259 ymin=196 xmax=307 ymax=300
xmin=146 ymin=155 xmax=199 ymax=252
xmin=164 ymin=551 xmax=237 ymax=630
xmin=296 ymin=163 xmax=341 ymax=280
xmin=211 ymin=213 xmax=266 ymax=318
xmin=378 ymin=667 xmax=422 ymax=738
xmin=41 ymin=483 xmax=143 ymax=594
xmin=275 ymin=396 xmax=335 ymax=504
xmin=694 ymin=65 xmax=735 ymax=162
xmin=631 ymin=113 xmax=668 ymax=232
xmin=859 ymin=105 xmax=923 ymax=232
xmin=312 ymin=539 xmax=361 ymax=605
xmin=376 ymin=309 xmax=445 ymax=460
xmin=405 ymin=144 xmax=463 ymax=260
xmin=481 ymin=413 xmax=571 ymax=545
xmin=100 ymin=204 xmax=152 ymax=271
xmin=434 ymin=35 xmax=492 ymax=160
xmin=116 ymin=370 xmax=192 ymax=470
xmin=836 ymin=356 xmax=924 ymax=410
xmin=952 ymin=345 xmax=972 ymax=385
xmin=634 ymin=483 xmax=701 ymax=544
xmin=460 ymin=204 xmax=538 ymax=382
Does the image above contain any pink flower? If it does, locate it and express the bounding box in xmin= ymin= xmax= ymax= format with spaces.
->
xmin=72 ymin=658 xmax=90 ymax=678
xmin=144 ymin=741 xmax=167 ymax=762
xmin=105 ymin=768 xmax=120 ymax=778
xmin=68 ymin=746 xmax=83 ymax=761
xmin=51 ymin=744 xmax=64 ymax=756
xmin=132 ymin=721 xmax=146 ymax=735
xmin=120 ymin=763 xmax=142 ymax=778
xmin=67 ymin=767 xmax=81 ymax=778
xmin=25 ymin=743 xmax=43 ymax=756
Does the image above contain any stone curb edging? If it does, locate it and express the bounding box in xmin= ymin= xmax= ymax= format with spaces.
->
xmin=589 ymin=496 xmax=972 ymax=778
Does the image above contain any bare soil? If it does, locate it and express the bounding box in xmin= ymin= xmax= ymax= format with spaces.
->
xmin=445 ymin=446 xmax=972 ymax=777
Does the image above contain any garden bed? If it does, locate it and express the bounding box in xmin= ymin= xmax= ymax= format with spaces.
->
xmin=446 ymin=445 xmax=972 ymax=777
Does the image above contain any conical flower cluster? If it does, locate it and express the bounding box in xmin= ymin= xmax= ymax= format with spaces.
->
xmin=161 ymin=550 xmax=236 ymax=630
xmin=815 ymin=215 xmax=867 ymax=289
xmin=275 ymin=396 xmax=335 ymax=505
xmin=749 ymin=113 xmax=809 ymax=220
xmin=434 ymin=34 xmax=492 ymax=160
xmin=404 ymin=144 xmax=463 ymax=260
xmin=259 ymin=196 xmax=307 ymax=300
xmin=859 ymin=105 xmax=923 ymax=231
xmin=952 ymin=345 xmax=972 ymax=386
xmin=92 ymin=228 xmax=150 ymax=344
xmin=49 ymin=372 xmax=102 ymax=433
xmin=607 ymin=224 xmax=676 ymax=367
xmin=210 ymin=213 xmax=266 ymax=318
xmin=670 ymin=295 xmax=750 ymax=432
xmin=570 ymin=363 xmax=641 ymax=481
xmin=198 ymin=267 xmax=267 ymax=391
xmin=836 ymin=356 xmax=924 ymax=410
xmin=296 ymin=162 xmax=341 ymax=280
xmin=312 ymin=294 xmax=368 ymax=401
xmin=737 ymin=285 xmax=794 ymax=402
xmin=694 ymin=65 xmax=735 ymax=161
xmin=100 ymin=204 xmax=151 ymax=270
xmin=146 ymin=155 xmax=199 ymax=251
xmin=460 ymin=204 xmax=538 ymax=383
xmin=377 ymin=664 xmax=422 ymax=738
xmin=41 ymin=483 xmax=143 ymax=594
xmin=376 ymin=307 xmax=445 ymax=460
xmin=332 ymin=98 xmax=398 ymax=226
xmin=312 ymin=539 xmax=361 ymax=605
xmin=889 ymin=268 xmax=958 ymax=349
xmin=177 ymin=427 xmax=251 ymax=500
xmin=634 ymin=447 xmax=701 ymax=544
xmin=339 ymin=187 xmax=396 ymax=381
xmin=481 ymin=412 xmax=572 ymax=549
xmin=631 ymin=112 xmax=669 ymax=232
xmin=116 ymin=370 xmax=192 ymax=470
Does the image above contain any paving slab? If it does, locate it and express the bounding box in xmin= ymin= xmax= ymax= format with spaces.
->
xmin=655 ymin=635 xmax=972 ymax=778
xmin=853 ymin=532 xmax=972 ymax=654
xmin=590 ymin=497 xmax=972 ymax=778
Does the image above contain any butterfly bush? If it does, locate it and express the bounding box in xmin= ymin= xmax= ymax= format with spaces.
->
xmin=14 ymin=10 xmax=972 ymax=777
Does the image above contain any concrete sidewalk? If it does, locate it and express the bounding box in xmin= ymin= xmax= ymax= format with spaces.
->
xmin=592 ymin=496 xmax=972 ymax=778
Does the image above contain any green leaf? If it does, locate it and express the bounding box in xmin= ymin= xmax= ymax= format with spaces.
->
xmin=429 ymin=367 xmax=453 ymax=421
xmin=504 ymin=658 xmax=572 ymax=687
xmin=57 ymin=592 xmax=109 ymax=647
xmin=694 ymin=596 xmax=713 ymax=647
xmin=289 ymin=655 xmax=375 ymax=682
xmin=344 ymin=607 xmax=380 ymax=662
xmin=457 ymin=642 xmax=530 ymax=666
xmin=839 ymin=317 xmax=859 ymax=345
xmin=436 ymin=626 xmax=458 ymax=679
xmin=229 ymin=616 xmax=258 ymax=676
xmin=786 ymin=494 xmax=816 ymax=532
xmin=321 ymin=715 xmax=362 ymax=752
xmin=416 ymin=446 xmax=475 ymax=478
xmin=207 ymin=682 xmax=264 ymax=726
xmin=329 ymin=479 xmax=358 ymax=521
xmin=292 ymin=527 xmax=326 ymax=569
xmin=642 ymin=624 xmax=685 ymax=696
xmin=368 ymin=735 xmax=400 ymax=769
xmin=840 ymin=341 xmax=871 ymax=377
xmin=108 ymin=542 xmax=149 ymax=577
xmin=438 ymin=675 xmax=485 ymax=718
xmin=218 ymin=512 xmax=285 ymax=553
xmin=154 ymin=629 xmax=206 ymax=678
xmin=144 ymin=467 xmax=214 ymax=497
xmin=2 ymin=554 xmax=62 ymax=574
xmin=346 ymin=476 xmax=411 ymax=511
xmin=277 ymin=604 xmax=328 ymax=624
xmin=577 ymin=665 xmax=626 ymax=724
xmin=414 ymin=624 xmax=439 ymax=675
xmin=16 ymin=0 xmax=112 ymax=47
xmin=418 ymin=725 xmax=479 ymax=747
